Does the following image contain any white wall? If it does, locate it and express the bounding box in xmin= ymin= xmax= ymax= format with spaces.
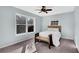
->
xmin=74 ymin=7 xmax=79 ymax=51
xmin=42 ymin=12 xmax=75 ymax=40
xmin=0 ymin=6 xmax=42 ymax=48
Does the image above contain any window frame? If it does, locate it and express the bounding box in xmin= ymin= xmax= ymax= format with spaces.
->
xmin=27 ymin=17 xmax=36 ymax=33
xmin=16 ymin=13 xmax=36 ymax=36
xmin=16 ymin=13 xmax=27 ymax=36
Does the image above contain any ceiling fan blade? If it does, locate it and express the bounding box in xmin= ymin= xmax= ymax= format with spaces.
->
xmin=46 ymin=9 xmax=52 ymax=11
xmin=39 ymin=11 xmax=47 ymax=13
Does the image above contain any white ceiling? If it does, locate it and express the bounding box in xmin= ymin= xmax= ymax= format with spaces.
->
xmin=14 ymin=6 xmax=75 ymax=17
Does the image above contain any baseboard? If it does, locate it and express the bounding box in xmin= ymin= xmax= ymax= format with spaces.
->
xmin=0 ymin=37 xmax=32 ymax=49
xmin=61 ymin=37 xmax=73 ymax=40
xmin=61 ymin=35 xmax=73 ymax=40
xmin=0 ymin=40 xmax=26 ymax=49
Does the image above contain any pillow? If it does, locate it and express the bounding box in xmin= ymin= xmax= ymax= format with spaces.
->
xmin=48 ymin=28 xmax=59 ymax=31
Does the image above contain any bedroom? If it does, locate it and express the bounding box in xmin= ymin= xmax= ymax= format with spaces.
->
xmin=0 ymin=6 xmax=79 ymax=53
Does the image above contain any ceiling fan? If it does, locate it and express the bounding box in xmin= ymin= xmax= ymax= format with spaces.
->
xmin=36 ymin=6 xmax=52 ymax=14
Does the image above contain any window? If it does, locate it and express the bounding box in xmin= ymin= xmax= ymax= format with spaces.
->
xmin=51 ymin=21 xmax=59 ymax=25
xmin=16 ymin=13 xmax=35 ymax=35
xmin=27 ymin=18 xmax=35 ymax=32
xmin=16 ymin=14 xmax=26 ymax=34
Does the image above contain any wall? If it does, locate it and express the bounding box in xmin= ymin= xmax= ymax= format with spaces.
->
xmin=42 ymin=12 xmax=75 ymax=40
xmin=74 ymin=7 xmax=79 ymax=51
xmin=0 ymin=6 xmax=42 ymax=48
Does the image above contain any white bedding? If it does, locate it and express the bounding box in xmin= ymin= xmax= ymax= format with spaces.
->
xmin=39 ymin=30 xmax=61 ymax=47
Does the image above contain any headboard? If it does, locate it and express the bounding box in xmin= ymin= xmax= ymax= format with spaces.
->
xmin=48 ymin=25 xmax=61 ymax=32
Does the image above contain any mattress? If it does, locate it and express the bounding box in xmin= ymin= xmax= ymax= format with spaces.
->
xmin=39 ymin=30 xmax=61 ymax=47
xmin=39 ymin=31 xmax=59 ymax=37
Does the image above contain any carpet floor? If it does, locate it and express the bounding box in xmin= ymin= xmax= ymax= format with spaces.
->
xmin=36 ymin=39 xmax=78 ymax=53
xmin=0 ymin=39 xmax=78 ymax=53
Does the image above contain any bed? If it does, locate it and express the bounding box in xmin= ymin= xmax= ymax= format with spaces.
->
xmin=35 ymin=25 xmax=61 ymax=49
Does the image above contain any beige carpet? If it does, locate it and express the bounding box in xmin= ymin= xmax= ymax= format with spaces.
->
xmin=0 ymin=39 xmax=78 ymax=53
xmin=36 ymin=39 xmax=78 ymax=53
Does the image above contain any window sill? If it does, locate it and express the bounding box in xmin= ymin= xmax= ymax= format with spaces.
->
xmin=28 ymin=32 xmax=35 ymax=34
xmin=16 ymin=33 xmax=26 ymax=36
xmin=16 ymin=32 xmax=35 ymax=36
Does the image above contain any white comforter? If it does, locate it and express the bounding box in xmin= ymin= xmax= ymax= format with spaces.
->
xmin=39 ymin=31 xmax=61 ymax=47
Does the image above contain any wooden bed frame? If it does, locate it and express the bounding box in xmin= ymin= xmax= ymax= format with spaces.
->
xmin=35 ymin=25 xmax=61 ymax=49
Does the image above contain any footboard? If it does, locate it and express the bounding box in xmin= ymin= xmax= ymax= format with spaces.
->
xmin=35 ymin=33 xmax=54 ymax=49
xmin=48 ymin=34 xmax=55 ymax=48
xmin=35 ymin=33 xmax=39 ymax=43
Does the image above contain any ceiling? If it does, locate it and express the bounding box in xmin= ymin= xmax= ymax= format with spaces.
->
xmin=14 ymin=6 xmax=75 ymax=17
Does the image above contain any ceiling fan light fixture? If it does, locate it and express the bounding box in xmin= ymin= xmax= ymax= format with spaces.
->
xmin=36 ymin=6 xmax=52 ymax=14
